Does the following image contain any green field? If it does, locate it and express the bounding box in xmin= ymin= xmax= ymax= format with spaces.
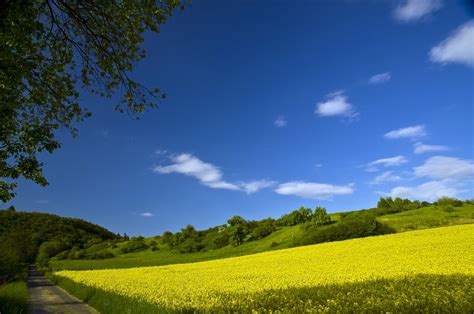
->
xmin=51 ymin=204 xmax=474 ymax=271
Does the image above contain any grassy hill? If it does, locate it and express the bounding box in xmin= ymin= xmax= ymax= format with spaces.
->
xmin=50 ymin=203 xmax=474 ymax=270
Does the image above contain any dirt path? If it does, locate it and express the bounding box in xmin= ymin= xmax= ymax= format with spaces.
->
xmin=28 ymin=265 xmax=98 ymax=314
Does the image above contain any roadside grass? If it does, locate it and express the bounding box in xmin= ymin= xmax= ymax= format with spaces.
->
xmin=0 ymin=281 xmax=28 ymax=314
xmin=50 ymin=204 xmax=474 ymax=271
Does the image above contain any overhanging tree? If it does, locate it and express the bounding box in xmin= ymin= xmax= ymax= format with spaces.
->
xmin=0 ymin=0 xmax=185 ymax=202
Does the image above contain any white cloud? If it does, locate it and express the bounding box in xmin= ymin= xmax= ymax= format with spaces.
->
xmin=315 ymin=91 xmax=358 ymax=118
xmin=315 ymin=163 xmax=323 ymax=168
xmin=370 ymin=171 xmax=402 ymax=185
xmin=389 ymin=180 xmax=462 ymax=200
xmin=140 ymin=212 xmax=154 ymax=217
xmin=240 ymin=180 xmax=277 ymax=194
xmin=430 ymin=20 xmax=474 ymax=68
xmin=414 ymin=142 xmax=449 ymax=154
xmin=414 ymin=156 xmax=474 ymax=180
xmin=369 ymin=72 xmax=391 ymax=85
xmin=274 ymin=116 xmax=287 ymax=128
xmin=394 ymin=0 xmax=443 ymax=22
xmin=154 ymin=154 xmax=223 ymax=183
xmin=384 ymin=125 xmax=427 ymax=140
xmin=275 ymin=181 xmax=354 ymax=200
xmin=153 ymin=153 xmax=274 ymax=193
xmin=366 ymin=156 xmax=408 ymax=172
xmin=205 ymin=181 xmax=241 ymax=191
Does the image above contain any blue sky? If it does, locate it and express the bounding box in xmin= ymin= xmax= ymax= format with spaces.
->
xmin=7 ymin=0 xmax=474 ymax=236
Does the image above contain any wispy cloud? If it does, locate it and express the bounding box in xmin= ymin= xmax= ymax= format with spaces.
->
xmin=369 ymin=72 xmax=391 ymax=85
xmin=430 ymin=20 xmax=474 ymax=68
xmin=155 ymin=149 xmax=169 ymax=156
xmin=274 ymin=116 xmax=287 ymax=128
xmin=414 ymin=142 xmax=449 ymax=154
xmin=389 ymin=180 xmax=462 ymax=200
xmin=275 ymin=181 xmax=354 ymax=200
xmin=394 ymin=0 xmax=443 ymax=22
xmin=315 ymin=91 xmax=358 ymax=118
xmin=370 ymin=171 xmax=402 ymax=185
xmin=384 ymin=155 xmax=474 ymax=200
xmin=153 ymin=153 xmax=240 ymax=191
xmin=240 ymin=180 xmax=277 ymax=194
xmin=384 ymin=125 xmax=427 ymax=140
xmin=153 ymin=153 xmax=275 ymax=194
xmin=140 ymin=212 xmax=154 ymax=217
xmin=414 ymin=156 xmax=474 ymax=180
xmin=365 ymin=156 xmax=408 ymax=172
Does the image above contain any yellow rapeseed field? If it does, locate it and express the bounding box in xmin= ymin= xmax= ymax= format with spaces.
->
xmin=56 ymin=224 xmax=474 ymax=311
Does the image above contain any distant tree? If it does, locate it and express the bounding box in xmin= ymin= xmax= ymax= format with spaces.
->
xmin=181 ymin=224 xmax=198 ymax=240
xmin=249 ymin=218 xmax=276 ymax=240
xmin=227 ymin=215 xmax=247 ymax=246
xmin=377 ymin=197 xmax=390 ymax=209
xmin=0 ymin=0 xmax=187 ymax=202
xmin=312 ymin=206 xmax=331 ymax=226
xmin=161 ymin=231 xmax=173 ymax=245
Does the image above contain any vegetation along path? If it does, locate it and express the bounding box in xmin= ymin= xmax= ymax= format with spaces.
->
xmin=27 ymin=265 xmax=97 ymax=314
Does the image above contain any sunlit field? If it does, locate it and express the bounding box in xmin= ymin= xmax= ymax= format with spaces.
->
xmin=55 ymin=224 xmax=474 ymax=312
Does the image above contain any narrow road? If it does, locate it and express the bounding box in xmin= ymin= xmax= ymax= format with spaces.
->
xmin=28 ymin=265 xmax=98 ymax=314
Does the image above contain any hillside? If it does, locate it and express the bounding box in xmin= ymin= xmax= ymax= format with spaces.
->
xmin=0 ymin=209 xmax=118 ymax=283
xmin=52 ymin=224 xmax=474 ymax=312
xmin=51 ymin=202 xmax=474 ymax=270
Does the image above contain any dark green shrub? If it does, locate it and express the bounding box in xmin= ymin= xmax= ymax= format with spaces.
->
xmin=120 ymin=238 xmax=149 ymax=254
xmin=88 ymin=251 xmax=114 ymax=259
xmin=295 ymin=212 xmax=395 ymax=246
xmin=436 ymin=197 xmax=463 ymax=207
xmin=249 ymin=218 xmax=276 ymax=241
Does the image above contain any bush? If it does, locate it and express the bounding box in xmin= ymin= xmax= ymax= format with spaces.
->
xmin=311 ymin=207 xmax=331 ymax=226
xmin=249 ymin=218 xmax=276 ymax=241
xmin=373 ymin=197 xmax=424 ymax=216
xmin=295 ymin=212 xmax=395 ymax=246
xmin=88 ymin=251 xmax=115 ymax=260
xmin=120 ymin=238 xmax=149 ymax=254
xmin=435 ymin=197 xmax=463 ymax=208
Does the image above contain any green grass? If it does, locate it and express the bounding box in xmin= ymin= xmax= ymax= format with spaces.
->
xmin=378 ymin=204 xmax=474 ymax=232
xmin=0 ymin=281 xmax=28 ymax=314
xmin=49 ymin=273 xmax=474 ymax=313
xmin=50 ymin=204 xmax=474 ymax=271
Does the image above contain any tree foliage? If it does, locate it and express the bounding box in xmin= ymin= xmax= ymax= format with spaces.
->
xmin=0 ymin=0 xmax=185 ymax=202
xmin=311 ymin=206 xmax=331 ymax=226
